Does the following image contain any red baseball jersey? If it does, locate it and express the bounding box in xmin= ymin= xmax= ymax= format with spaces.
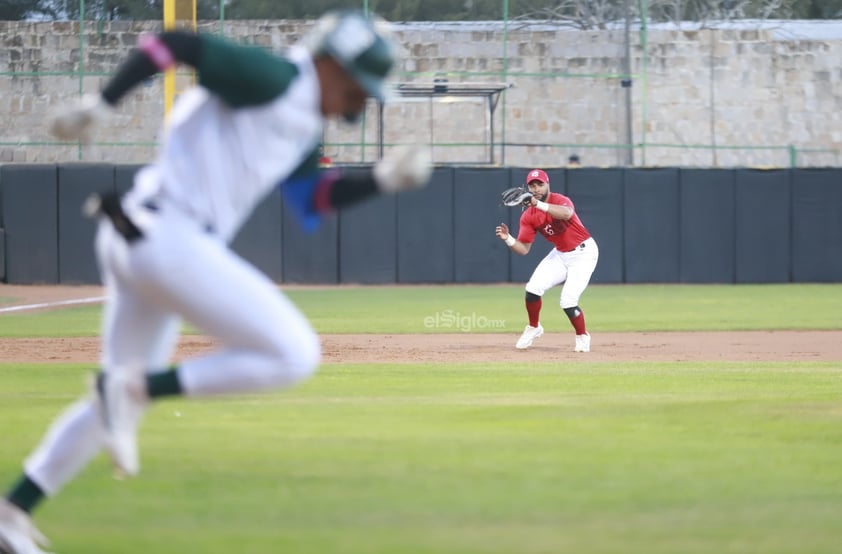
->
xmin=517 ymin=192 xmax=591 ymax=252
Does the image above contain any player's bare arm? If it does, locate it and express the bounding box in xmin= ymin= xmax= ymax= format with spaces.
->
xmin=526 ymin=195 xmax=574 ymax=220
xmin=495 ymin=222 xmax=531 ymax=255
xmin=525 ymin=180 xmax=573 ymax=220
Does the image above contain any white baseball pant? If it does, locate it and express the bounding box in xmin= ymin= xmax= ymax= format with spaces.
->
xmin=524 ymin=237 xmax=599 ymax=308
xmin=24 ymin=203 xmax=320 ymax=495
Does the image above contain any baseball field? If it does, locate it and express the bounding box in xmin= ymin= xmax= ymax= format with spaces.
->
xmin=1 ymin=283 xmax=841 ymax=553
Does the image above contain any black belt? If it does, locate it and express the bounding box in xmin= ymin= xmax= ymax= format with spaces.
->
xmin=86 ymin=192 xmax=144 ymax=243
xmin=564 ymin=241 xmax=587 ymax=253
xmin=87 ymin=193 xmax=215 ymax=241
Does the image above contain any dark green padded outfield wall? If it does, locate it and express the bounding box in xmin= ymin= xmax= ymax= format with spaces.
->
xmin=1 ymin=165 xmax=840 ymax=285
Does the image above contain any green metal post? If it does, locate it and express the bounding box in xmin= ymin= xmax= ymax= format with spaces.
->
xmin=78 ymin=0 xmax=86 ymax=160
xmin=789 ymin=144 xmax=797 ymax=167
xmin=219 ymin=0 xmax=225 ymax=35
xmin=500 ymin=0 xmax=509 ymax=166
xmin=639 ymin=0 xmax=648 ymax=166
xmin=357 ymin=0 xmax=369 ymax=162
xmin=623 ymin=0 xmax=633 ymax=166
xmin=360 ymin=109 xmax=368 ymax=163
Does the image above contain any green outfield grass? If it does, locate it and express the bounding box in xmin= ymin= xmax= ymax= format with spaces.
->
xmin=1 ymin=361 xmax=842 ymax=554
xmin=1 ymin=284 xmax=841 ymax=553
xmin=1 ymin=283 xmax=841 ymax=336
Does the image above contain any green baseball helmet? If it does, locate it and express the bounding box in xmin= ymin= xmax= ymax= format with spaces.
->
xmin=306 ymin=10 xmax=397 ymax=102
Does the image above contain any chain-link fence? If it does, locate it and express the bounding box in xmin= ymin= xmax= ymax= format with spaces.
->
xmin=1 ymin=0 xmax=839 ymax=167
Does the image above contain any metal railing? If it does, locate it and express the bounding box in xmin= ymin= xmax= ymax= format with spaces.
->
xmin=0 ymin=1 xmax=838 ymax=168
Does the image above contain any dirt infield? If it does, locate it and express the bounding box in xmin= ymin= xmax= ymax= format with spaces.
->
xmin=2 ymin=284 xmax=841 ymax=363
xmin=2 ymin=331 xmax=842 ymax=364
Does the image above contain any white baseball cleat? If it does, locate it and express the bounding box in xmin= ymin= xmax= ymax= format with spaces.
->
xmin=515 ymin=324 xmax=544 ymax=349
xmin=0 ymin=500 xmax=53 ymax=554
xmin=95 ymin=370 xmax=148 ymax=478
xmin=575 ymin=333 xmax=591 ymax=353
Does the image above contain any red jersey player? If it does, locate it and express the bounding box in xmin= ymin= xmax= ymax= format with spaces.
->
xmin=495 ymin=168 xmax=599 ymax=352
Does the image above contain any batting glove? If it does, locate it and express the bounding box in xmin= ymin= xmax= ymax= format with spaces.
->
xmin=49 ymin=93 xmax=112 ymax=143
xmin=373 ymin=144 xmax=432 ymax=193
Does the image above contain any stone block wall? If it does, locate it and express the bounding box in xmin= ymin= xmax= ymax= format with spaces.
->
xmin=1 ymin=20 xmax=840 ymax=168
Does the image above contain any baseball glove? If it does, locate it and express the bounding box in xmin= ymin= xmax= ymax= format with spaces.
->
xmin=501 ymin=187 xmax=533 ymax=207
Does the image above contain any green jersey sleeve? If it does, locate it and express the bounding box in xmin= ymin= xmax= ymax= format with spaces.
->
xmin=197 ymin=34 xmax=299 ymax=108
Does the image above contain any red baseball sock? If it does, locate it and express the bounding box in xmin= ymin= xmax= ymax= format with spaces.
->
xmin=526 ymin=297 xmax=542 ymax=327
xmin=566 ymin=308 xmax=587 ymax=335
